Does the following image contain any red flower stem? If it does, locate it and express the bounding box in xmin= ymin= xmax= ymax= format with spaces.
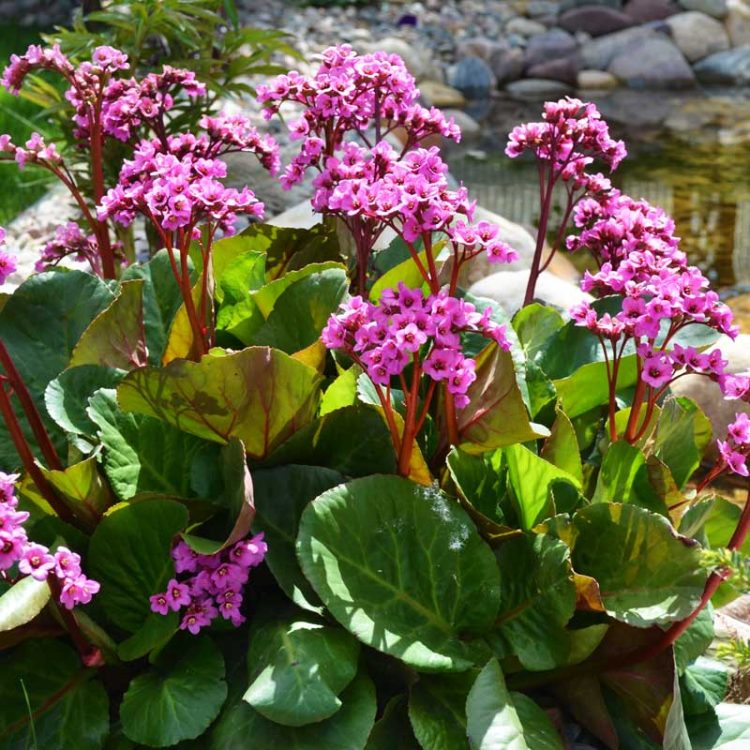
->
xmin=397 ymin=355 xmax=422 ymax=477
xmin=89 ymin=95 xmax=116 ymax=280
xmin=623 ymin=362 xmax=647 ymax=443
xmin=0 ymin=383 xmax=75 ymax=524
xmin=443 ymin=386 xmax=460 ymax=452
xmin=403 ymin=238 xmax=430 ymax=286
xmin=523 ymin=161 xmax=555 ymax=306
xmin=423 ymin=234 xmax=440 ymax=294
xmin=47 ymin=576 xmax=103 ymax=667
xmin=0 ymin=340 xmax=62 ymax=470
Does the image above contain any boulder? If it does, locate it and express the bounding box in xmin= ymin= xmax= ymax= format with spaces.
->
xmin=527 ymin=55 xmax=581 ymax=84
xmin=456 ymin=37 xmax=505 ymax=62
xmin=726 ymin=0 xmax=750 ymax=47
xmin=694 ymin=44 xmax=750 ymax=83
xmin=418 ymin=80 xmax=466 ymax=108
xmin=577 ymin=68 xmax=620 ymax=88
xmin=505 ymin=17 xmax=548 ymax=36
xmin=443 ymin=109 xmax=481 ymax=138
xmin=449 ymin=55 xmax=496 ymax=99
xmin=596 ymin=88 xmax=674 ymax=127
xmin=666 ymin=11 xmax=730 ymax=62
xmin=370 ymin=37 xmax=434 ymax=81
xmin=624 ymin=0 xmax=680 ymax=22
xmin=469 ymin=270 xmax=591 ymax=315
xmin=678 ymin=0 xmax=729 ymax=17
xmin=559 ymin=6 xmax=634 ymax=36
xmin=608 ymin=36 xmax=696 ymax=87
xmin=505 ymin=78 xmax=575 ymax=98
xmin=524 ymin=28 xmax=578 ymax=68
xmin=581 ymin=26 xmax=664 ymax=69
xmin=489 ymin=46 xmax=525 ymax=84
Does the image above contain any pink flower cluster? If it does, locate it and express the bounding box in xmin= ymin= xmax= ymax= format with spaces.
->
xmin=718 ymin=413 xmax=750 ymax=477
xmin=150 ymin=534 xmax=267 ymax=634
xmin=98 ymin=115 xmax=279 ymax=235
xmin=0 ymin=472 xmax=99 ymax=609
xmin=0 ymin=227 xmax=17 ymax=285
xmin=505 ymin=97 xmax=626 ymax=190
xmin=36 ymin=221 xmax=126 ymax=275
xmin=1 ymin=43 xmax=72 ymax=94
xmin=0 ymin=131 xmax=61 ymax=171
xmin=322 ymin=283 xmax=510 ymax=407
xmin=569 ymin=190 xmax=748 ymax=399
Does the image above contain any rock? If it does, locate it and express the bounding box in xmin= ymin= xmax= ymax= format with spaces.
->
xmin=527 ymin=0 xmax=560 ymax=16
xmin=678 ymin=0 xmax=729 ymax=17
xmin=577 ymin=68 xmax=620 ymax=88
xmin=449 ymin=56 xmax=496 ymax=99
xmin=694 ymin=45 xmax=750 ymax=83
xmin=489 ymin=46 xmax=525 ymax=84
xmin=456 ymin=37 xmax=504 ymax=61
xmin=505 ymin=17 xmax=547 ymax=36
xmin=581 ymin=26 xmax=663 ymax=69
xmin=443 ymin=109 xmax=480 ymax=138
xmin=469 ymin=270 xmax=591 ymax=315
xmin=666 ymin=11 xmax=730 ymax=62
xmin=527 ymin=55 xmax=581 ymax=84
xmin=624 ymin=0 xmax=680 ymax=21
xmin=726 ymin=0 xmax=750 ymax=47
xmin=524 ymin=28 xmax=578 ymax=68
xmin=608 ymin=36 xmax=696 ymax=87
xmin=418 ymin=79 xmax=466 ymax=107
xmin=597 ymin=88 xmax=674 ymax=126
xmin=369 ymin=36 xmax=434 ymax=81
xmin=559 ymin=6 xmax=634 ymax=36
xmin=671 ymin=334 xmax=750 ymax=450
xmin=505 ymin=78 xmax=575 ymax=98
xmin=562 ymin=0 xmax=624 ymax=8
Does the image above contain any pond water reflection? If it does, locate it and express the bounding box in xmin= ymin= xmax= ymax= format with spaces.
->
xmin=446 ymin=91 xmax=750 ymax=292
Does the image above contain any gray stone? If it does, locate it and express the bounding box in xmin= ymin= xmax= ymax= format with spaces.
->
xmin=456 ymin=37 xmax=505 ymax=62
xmin=418 ymin=80 xmax=466 ymax=107
xmin=581 ymin=26 xmax=664 ymax=69
xmin=562 ymin=0 xmax=624 ymax=8
xmin=726 ymin=0 xmax=750 ymax=47
xmin=489 ymin=46 xmax=525 ymax=84
xmin=608 ymin=36 xmax=696 ymax=87
xmin=577 ymin=68 xmax=620 ymax=88
xmin=694 ymin=44 xmax=750 ymax=83
xmin=596 ymin=88 xmax=674 ymax=126
xmin=369 ymin=37 xmax=434 ymax=81
xmin=624 ymin=0 xmax=680 ymax=21
xmin=527 ymin=55 xmax=581 ymax=84
xmin=505 ymin=78 xmax=575 ymax=99
xmin=524 ymin=28 xmax=578 ymax=68
xmin=506 ymin=17 xmax=548 ymax=36
xmin=666 ymin=11 xmax=730 ymax=61
xmin=443 ymin=109 xmax=481 ymax=138
xmin=527 ymin=0 xmax=560 ymax=16
xmin=678 ymin=0 xmax=729 ymax=16
xmin=449 ymin=56 xmax=496 ymax=99
xmin=560 ymin=6 xmax=634 ymax=36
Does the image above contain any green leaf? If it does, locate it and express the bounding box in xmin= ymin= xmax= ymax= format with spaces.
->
xmin=117 ymin=611 xmax=179 ymax=662
xmin=370 ymin=250 xmax=428 ymax=302
xmin=408 ymin=672 xmax=475 ymax=750
xmin=0 ymin=270 xmax=114 ymax=467
xmin=570 ymin=504 xmax=706 ymax=627
xmin=0 ymin=639 xmax=109 ymax=750
xmin=244 ymin=614 xmax=360 ymax=726
xmin=366 ymin=696 xmax=421 ymax=750
xmin=554 ymin=357 xmax=638 ymax=418
xmin=211 ymin=670 xmax=376 ymax=750
xmin=117 ymin=347 xmax=322 ymax=461
xmin=688 ymin=703 xmax=750 ymax=749
xmin=505 ymin=444 xmax=579 ymax=530
xmin=512 ymin=304 xmax=565 ymax=363
xmin=88 ymin=389 xmax=218 ymax=500
xmin=320 ymin=366 xmax=360 ymax=416
xmin=297 ymin=475 xmax=500 ymax=671
xmin=253 ymin=464 xmax=343 ymax=613
xmin=0 ymin=575 xmax=51 ymax=632
xmin=88 ymin=499 xmax=188 ymax=632
xmin=446 ymin=447 xmax=509 ymax=527
xmin=120 ymin=635 xmax=227 ymax=747
xmin=511 ymin=693 xmax=564 ymax=750
xmin=69 ymin=280 xmax=147 ymax=370
xmin=540 ymin=409 xmax=582 ymax=485
xmin=466 ymin=659 xmax=526 ymax=750
xmin=123 ymin=250 xmax=195 ymax=365
xmin=457 ymin=344 xmax=549 ymax=455
xmin=215 ymin=248 xmax=267 ymax=342
xmin=253 ymin=267 xmax=348 ymax=353
xmin=681 ymin=658 xmax=730 ymax=717
xmin=675 ymin=605 xmax=715 ymax=673
xmin=45 ymin=365 xmax=126 ymax=451
xmin=653 ymin=397 xmax=712 ymax=489
xmin=494 ymin=533 xmax=576 ymax=671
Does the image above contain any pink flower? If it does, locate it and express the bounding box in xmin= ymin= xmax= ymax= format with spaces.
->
xmin=718 ymin=440 xmax=749 ymax=477
xmin=166 ymin=578 xmax=192 ymax=610
xmin=641 ymin=355 xmax=672 ymax=389
xmin=59 ymin=575 xmax=100 ymax=609
xmin=18 ymin=544 xmax=55 ymax=580
xmin=150 ymin=592 xmax=170 ymax=616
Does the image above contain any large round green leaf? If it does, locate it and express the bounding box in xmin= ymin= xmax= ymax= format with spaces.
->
xmin=688 ymin=703 xmax=750 ymax=749
xmin=0 ymin=575 xmax=50 ymax=632
xmin=120 ymin=634 xmax=227 ymax=747
xmin=212 ymin=671 xmax=374 ymax=750
xmin=297 ymin=475 xmax=500 ymax=672
xmin=88 ymin=499 xmax=188 ymax=632
xmin=511 ymin=693 xmax=564 ymax=750
xmin=244 ymin=615 xmax=360 ymax=726
xmin=570 ymin=504 xmax=706 ymax=628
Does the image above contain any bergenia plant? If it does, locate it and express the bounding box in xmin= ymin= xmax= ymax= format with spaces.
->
xmin=0 ymin=40 xmax=749 ymax=750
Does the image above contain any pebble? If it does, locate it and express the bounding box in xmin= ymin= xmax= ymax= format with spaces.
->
xmin=577 ymin=68 xmax=620 ymax=88
xmin=505 ymin=77 xmax=575 ymax=98
xmin=418 ymin=79 xmax=466 ymax=107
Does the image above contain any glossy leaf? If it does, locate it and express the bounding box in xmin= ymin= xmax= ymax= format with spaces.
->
xmin=297 ymin=475 xmax=500 ymax=671
xmin=120 ymin=635 xmax=227 ymax=747
xmin=244 ymin=614 xmax=360 ymax=726
xmin=540 ymin=408 xmax=583 ymax=485
xmin=88 ymin=499 xmax=188 ymax=632
xmin=370 ymin=250 xmax=428 ymax=302
xmin=118 ymin=347 xmax=322 ymax=460
xmin=320 ymin=366 xmax=360 ymax=416
xmin=511 ymin=693 xmax=564 ymax=750
xmin=688 ymin=703 xmax=750 ymax=749
xmin=681 ymin=658 xmax=730 ymax=717
xmin=366 ymin=696 xmax=421 ymax=750
xmin=512 ymin=304 xmax=565 ymax=363
xmin=0 ymin=575 xmax=50 ymax=632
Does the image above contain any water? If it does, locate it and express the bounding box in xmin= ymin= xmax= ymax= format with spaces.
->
xmin=446 ymin=90 xmax=750 ymax=292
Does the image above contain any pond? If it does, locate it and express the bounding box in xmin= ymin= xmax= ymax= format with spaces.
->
xmin=446 ymin=89 xmax=750 ymax=294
